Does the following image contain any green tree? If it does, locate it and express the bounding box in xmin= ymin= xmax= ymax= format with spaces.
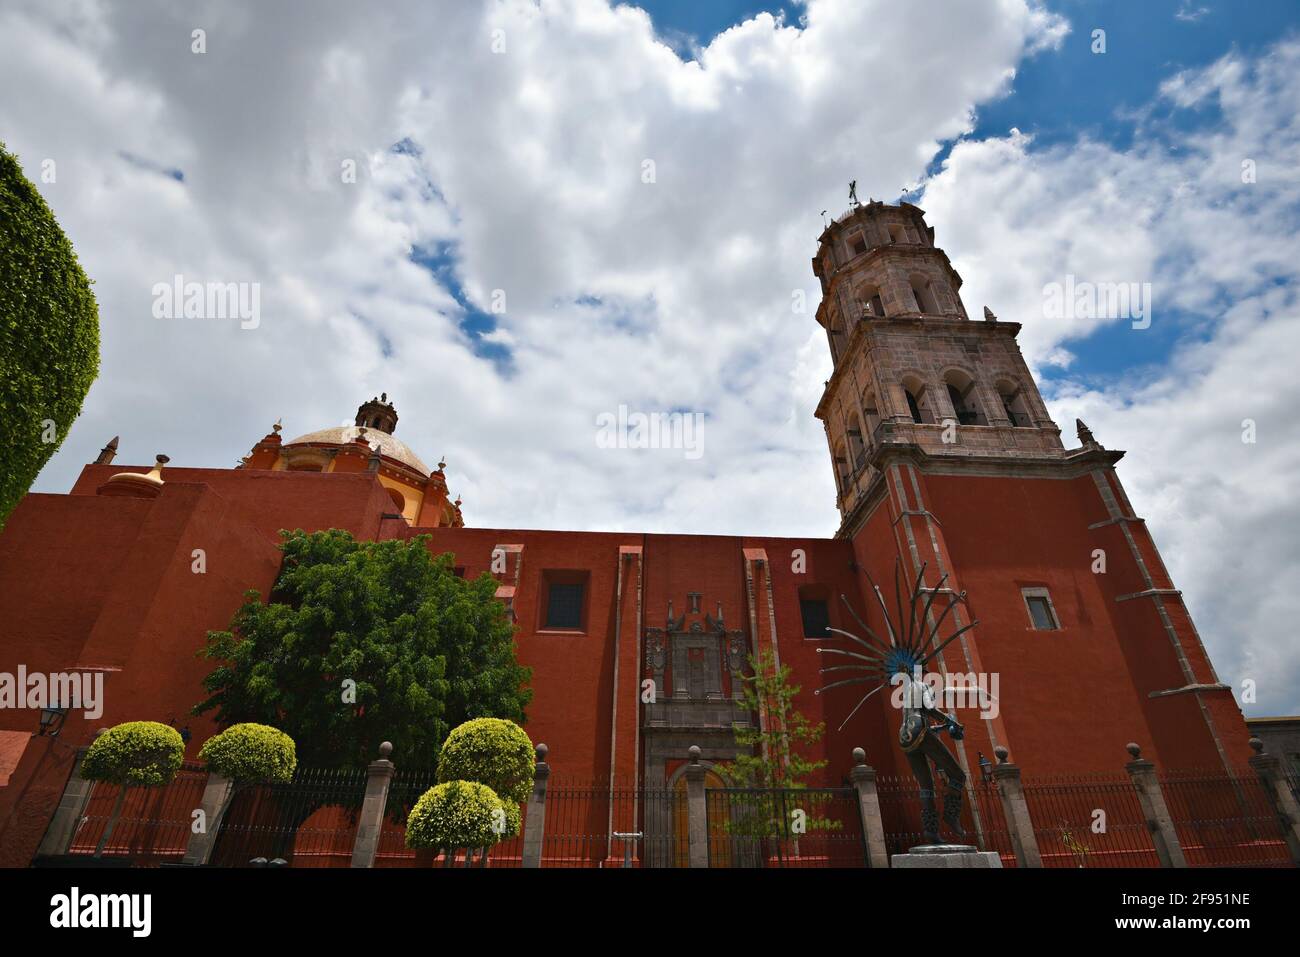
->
xmin=0 ymin=143 xmax=100 ymax=528
xmin=716 ymin=649 xmax=839 ymax=840
xmin=193 ymin=529 xmax=531 ymax=773
xmin=81 ymin=721 xmax=185 ymax=858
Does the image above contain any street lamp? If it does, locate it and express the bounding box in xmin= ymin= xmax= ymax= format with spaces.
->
xmin=38 ymin=701 xmax=68 ymax=737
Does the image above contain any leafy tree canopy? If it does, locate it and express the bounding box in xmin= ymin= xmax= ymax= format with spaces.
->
xmin=193 ymin=529 xmax=532 ymax=772
xmin=0 ymin=142 xmax=100 ymax=528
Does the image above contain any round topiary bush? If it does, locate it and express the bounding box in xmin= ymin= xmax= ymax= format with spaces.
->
xmin=0 ymin=142 xmax=100 ymax=528
xmin=198 ymin=723 xmax=297 ymax=783
xmin=436 ymin=718 xmax=533 ymax=805
xmin=81 ymin=721 xmax=185 ymax=787
xmin=405 ymin=781 xmax=505 ymax=851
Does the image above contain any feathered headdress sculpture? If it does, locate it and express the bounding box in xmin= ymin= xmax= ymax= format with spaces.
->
xmin=815 ymin=558 xmax=978 ymax=730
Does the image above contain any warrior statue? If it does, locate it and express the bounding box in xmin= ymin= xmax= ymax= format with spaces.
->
xmin=897 ymin=668 xmax=966 ymax=843
xmin=814 ymin=559 xmax=978 ymax=845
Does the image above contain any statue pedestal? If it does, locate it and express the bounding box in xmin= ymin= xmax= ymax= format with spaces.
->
xmin=891 ymin=844 xmax=1003 ymax=869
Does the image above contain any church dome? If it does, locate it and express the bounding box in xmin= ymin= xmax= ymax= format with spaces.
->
xmin=282 ymin=424 xmax=431 ymax=476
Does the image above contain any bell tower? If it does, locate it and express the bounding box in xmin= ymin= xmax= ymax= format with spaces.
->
xmin=811 ymin=200 xmax=1065 ymax=532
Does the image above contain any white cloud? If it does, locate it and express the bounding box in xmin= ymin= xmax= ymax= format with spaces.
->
xmin=5 ymin=1 xmax=1295 ymax=714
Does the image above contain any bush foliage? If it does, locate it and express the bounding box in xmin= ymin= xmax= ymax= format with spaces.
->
xmin=81 ymin=721 xmax=185 ymax=788
xmin=198 ymin=722 xmax=297 ymax=783
xmin=0 ymin=143 xmax=100 ymax=528
xmin=436 ymin=718 xmax=533 ymax=805
xmin=405 ymin=780 xmax=506 ymax=850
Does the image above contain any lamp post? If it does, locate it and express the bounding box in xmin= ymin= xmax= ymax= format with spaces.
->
xmin=38 ymin=701 xmax=68 ymax=738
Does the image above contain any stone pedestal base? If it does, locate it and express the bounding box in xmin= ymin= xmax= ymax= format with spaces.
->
xmin=891 ymin=844 xmax=1003 ymax=869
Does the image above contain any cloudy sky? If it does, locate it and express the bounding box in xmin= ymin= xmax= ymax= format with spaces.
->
xmin=3 ymin=0 xmax=1298 ymax=715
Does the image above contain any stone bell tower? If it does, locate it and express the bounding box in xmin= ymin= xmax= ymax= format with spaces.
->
xmin=811 ymin=200 xmax=1066 ymax=534
xmin=807 ymin=199 xmax=1244 ymax=778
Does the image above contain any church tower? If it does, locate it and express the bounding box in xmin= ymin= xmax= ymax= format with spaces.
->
xmin=812 ymin=200 xmax=1064 ymax=533
xmin=809 ymin=200 xmax=1247 ymax=777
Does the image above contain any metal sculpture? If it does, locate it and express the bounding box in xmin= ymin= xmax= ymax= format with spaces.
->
xmin=814 ymin=559 xmax=978 ymax=844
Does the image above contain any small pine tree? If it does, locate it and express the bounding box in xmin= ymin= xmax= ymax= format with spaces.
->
xmin=715 ymin=650 xmax=840 ymax=839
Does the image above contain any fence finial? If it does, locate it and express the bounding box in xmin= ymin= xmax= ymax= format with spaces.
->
xmin=535 ymin=743 xmax=548 ymax=763
xmin=852 ymin=747 xmax=866 ymax=766
xmin=1248 ymin=736 xmax=1264 ymax=755
xmin=1125 ymin=742 xmax=1142 ymax=760
xmin=994 ymin=745 xmax=1009 ymax=765
xmin=689 ymin=745 xmax=701 ymax=765
xmin=378 ymin=741 xmax=393 ymax=758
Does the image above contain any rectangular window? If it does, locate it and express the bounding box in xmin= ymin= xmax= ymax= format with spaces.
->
xmin=1022 ymin=588 xmax=1060 ymax=630
xmin=800 ymin=598 xmax=831 ymax=638
xmin=544 ymin=582 xmax=585 ymax=630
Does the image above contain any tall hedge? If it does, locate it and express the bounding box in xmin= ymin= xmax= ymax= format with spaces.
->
xmin=0 ymin=142 xmax=100 ymax=527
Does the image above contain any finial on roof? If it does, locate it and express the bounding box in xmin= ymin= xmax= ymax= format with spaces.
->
xmin=437 ymin=456 xmax=446 ymax=471
xmin=983 ymin=306 xmax=997 ymax=321
xmin=272 ymin=418 xmax=282 ymax=434
xmin=94 ymin=436 xmax=120 ymax=466
xmin=1076 ymin=418 xmax=1097 ymax=447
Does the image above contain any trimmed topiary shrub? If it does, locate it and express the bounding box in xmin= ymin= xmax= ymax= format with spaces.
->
xmin=0 ymin=142 xmax=100 ymax=528
xmin=436 ymin=718 xmax=533 ymax=841
xmin=406 ymin=781 xmax=505 ymax=859
xmin=198 ymin=723 xmax=297 ymax=783
xmin=436 ymin=718 xmax=533 ymax=804
xmin=82 ymin=721 xmax=185 ymax=787
xmin=80 ymin=721 xmax=185 ymax=858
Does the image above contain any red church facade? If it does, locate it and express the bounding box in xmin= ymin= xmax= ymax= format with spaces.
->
xmin=0 ymin=203 xmax=1252 ymax=867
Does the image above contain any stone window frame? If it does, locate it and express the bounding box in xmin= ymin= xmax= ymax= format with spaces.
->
xmin=1021 ymin=586 xmax=1061 ymax=631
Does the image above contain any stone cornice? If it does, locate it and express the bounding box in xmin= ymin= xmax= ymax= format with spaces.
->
xmin=835 ymin=443 xmax=1126 ymax=539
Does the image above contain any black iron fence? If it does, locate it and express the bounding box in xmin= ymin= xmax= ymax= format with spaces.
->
xmin=1160 ymin=770 xmax=1291 ymax=868
xmin=208 ymin=766 xmax=367 ymax=867
xmin=67 ymin=762 xmax=209 ymax=866
xmin=45 ymin=761 xmax=1300 ymax=869
xmin=1020 ymin=774 xmax=1157 ymax=868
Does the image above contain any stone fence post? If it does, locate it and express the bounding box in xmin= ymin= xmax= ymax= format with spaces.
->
xmin=685 ymin=746 xmax=708 ymax=868
xmin=35 ymin=744 xmax=96 ymax=857
xmin=350 ymin=742 xmax=396 ymax=868
xmin=848 ymin=748 xmax=889 ymax=868
xmin=990 ymin=746 xmax=1042 ymax=868
xmin=1248 ymin=737 xmax=1300 ymax=865
xmin=521 ymin=743 xmax=550 ymax=869
xmin=1123 ymin=743 xmax=1186 ymax=868
xmin=180 ymin=771 xmax=233 ymax=866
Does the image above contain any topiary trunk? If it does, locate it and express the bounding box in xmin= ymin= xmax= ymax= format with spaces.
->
xmin=94 ymin=785 xmax=129 ymax=858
